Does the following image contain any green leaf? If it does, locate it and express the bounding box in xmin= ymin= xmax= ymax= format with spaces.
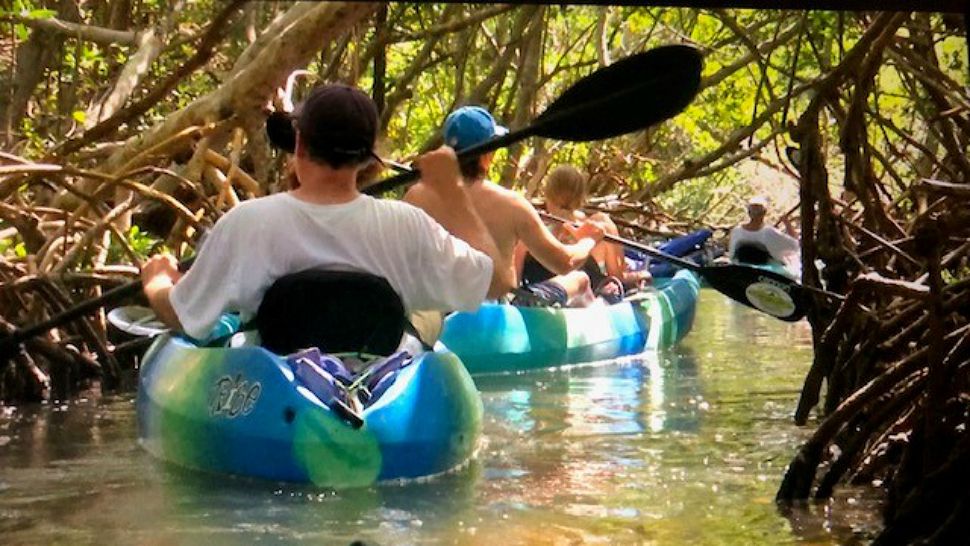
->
xmin=25 ymin=9 xmax=56 ymax=19
xmin=14 ymin=242 xmax=27 ymax=258
xmin=71 ymin=110 xmax=86 ymax=124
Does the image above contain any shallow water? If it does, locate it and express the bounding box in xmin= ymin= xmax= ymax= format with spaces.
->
xmin=0 ymin=290 xmax=882 ymax=545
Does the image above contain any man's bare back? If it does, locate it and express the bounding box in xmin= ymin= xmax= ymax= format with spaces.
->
xmin=463 ymin=182 xmax=531 ymax=281
xmin=408 ymin=176 xmax=601 ymax=287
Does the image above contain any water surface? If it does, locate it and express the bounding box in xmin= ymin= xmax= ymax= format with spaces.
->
xmin=0 ymin=290 xmax=882 ymax=544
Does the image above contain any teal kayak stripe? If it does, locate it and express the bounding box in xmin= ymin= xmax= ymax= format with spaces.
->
xmin=439 ymin=270 xmax=699 ymax=374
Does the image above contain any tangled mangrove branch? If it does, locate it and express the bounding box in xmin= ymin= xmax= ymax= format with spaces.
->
xmin=774 ymin=12 xmax=969 ymax=545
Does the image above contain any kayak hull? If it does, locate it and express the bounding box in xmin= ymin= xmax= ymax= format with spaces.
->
xmin=438 ymin=270 xmax=700 ymax=374
xmin=137 ymin=336 xmax=482 ymax=487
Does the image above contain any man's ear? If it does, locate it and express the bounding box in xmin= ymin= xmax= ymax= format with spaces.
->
xmin=480 ymin=152 xmax=494 ymax=169
xmin=293 ymin=131 xmax=305 ymax=158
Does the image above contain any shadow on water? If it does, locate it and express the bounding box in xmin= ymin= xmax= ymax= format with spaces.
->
xmin=0 ymin=289 xmax=883 ymax=544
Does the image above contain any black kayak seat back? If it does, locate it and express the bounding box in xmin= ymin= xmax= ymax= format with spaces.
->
xmin=733 ymin=243 xmax=773 ymax=265
xmin=256 ymin=269 xmax=406 ymax=356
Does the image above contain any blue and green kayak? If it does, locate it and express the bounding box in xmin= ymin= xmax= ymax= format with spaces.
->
xmin=137 ymin=335 xmax=482 ymax=487
xmin=437 ymin=269 xmax=700 ymax=375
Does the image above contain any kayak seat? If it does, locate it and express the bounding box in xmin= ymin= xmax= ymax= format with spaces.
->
xmin=362 ymin=351 xmax=412 ymax=400
xmin=288 ymin=347 xmax=354 ymax=385
xmin=286 ymin=347 xmax=415 ymax=422
xmin=256 ymin=269 xmax=407 ymax=356
xmin=286 ymin=349 xmax=365 ymax=428
xmin=288 ymin=350 xmax=348 ymax=399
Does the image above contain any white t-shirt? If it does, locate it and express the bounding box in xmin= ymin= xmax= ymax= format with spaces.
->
xmin=170 ymin=193 xmax=493 ymax=339
xmin=729 ymin=225 xmax=801 ymax=273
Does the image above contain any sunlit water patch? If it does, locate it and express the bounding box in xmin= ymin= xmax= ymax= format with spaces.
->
xmin=0 ymin=290 xmax=882 ymax=544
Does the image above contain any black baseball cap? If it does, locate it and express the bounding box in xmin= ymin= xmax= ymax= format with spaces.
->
xmin=266 ymin=84 xmax=381 ymax=166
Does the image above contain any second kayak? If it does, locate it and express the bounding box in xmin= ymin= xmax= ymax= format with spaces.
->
xmin=437 ymin=269 xmax=700 ymax=375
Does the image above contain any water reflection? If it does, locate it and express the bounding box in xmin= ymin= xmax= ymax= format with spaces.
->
xmin=475 ymin=347 xmax=702 ymax=440
xmin=146 ymin=461 xmax=482 ymax=544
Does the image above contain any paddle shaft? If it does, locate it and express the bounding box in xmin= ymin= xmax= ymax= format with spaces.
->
xmin=364 ymin=46 xmax=699 ymax=195
xmin=364 ymin=129 xmax=533 ymax=195
xmin=0 ymin=281 xmax=143 ymax=355
xmin=539 ymin=212 xmax=699 ymax=271
xmin=0 ymin=256 xmax=196 ymax=357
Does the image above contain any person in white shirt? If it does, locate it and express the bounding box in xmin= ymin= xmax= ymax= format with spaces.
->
xmin=728 ymin=195 xmax=801 ymax=275
xmin=140 ymin=84 xmax=513 ymax=341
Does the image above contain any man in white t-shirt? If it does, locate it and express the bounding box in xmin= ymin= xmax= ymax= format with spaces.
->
xmin=728 ymin=195 xmax=801 ymax=274
xmin=140 ymin=84 xmax=512 ymax=341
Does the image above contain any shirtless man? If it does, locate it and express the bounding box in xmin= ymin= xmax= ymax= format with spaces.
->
xmin=405 ymin=106 xmax=604 ymax=307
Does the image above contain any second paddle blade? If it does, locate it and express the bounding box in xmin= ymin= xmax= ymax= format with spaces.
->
xmin=533 ymin=44 xmax=703 ymax=142
xmin=701 ymin=264 xmax=809 ymax=322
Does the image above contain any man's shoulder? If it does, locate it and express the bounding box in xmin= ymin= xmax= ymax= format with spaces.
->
xmin=479 ymin=181 xmax=532 ymax=212
xmin=231 ymin=192 xmax=289 ymax=213
xmin=213 ymin=193 xmax=287 ymax=227
xmin=368 ymin=195 xmax=426 ymax=217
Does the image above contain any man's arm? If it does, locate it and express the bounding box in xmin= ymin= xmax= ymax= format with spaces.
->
xmin=780 ymin=211 xmax=798 ymax=238
xmin=513 ymin=241 xmax=528 ymax=280
xmin=769 ymin=226 xmax=800 ymax=254
xmin=404 ymin=147 xmax=513 ymax=298
xmin=727 ymin=227 xmax=739 ymax=258
xmin=515 ymin=199 xmax=602 ymax=275
xmin=141 ymin=254 xmax=185 ymax=331
xmin=589 ymin=212 xmax=625 ymax=278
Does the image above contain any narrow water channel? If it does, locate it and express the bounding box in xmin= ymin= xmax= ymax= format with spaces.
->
xmin=0 ymin=289 xmax=883 ymax=545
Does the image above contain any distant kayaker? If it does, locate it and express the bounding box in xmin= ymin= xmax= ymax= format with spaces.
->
xmin=728 ymin=195 xmax=801 ymax=275
xmin=517 ymin=164 xmax=653 ymax=302
xmin=405 ymin=106 xmax=606 ymax=307
xmin=141 ymin=84 xmax=513 ymax=342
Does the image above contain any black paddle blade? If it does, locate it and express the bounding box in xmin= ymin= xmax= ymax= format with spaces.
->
xmin=533 ymin=44 xmax=703 ymax=141
xmin=266 ymin=111 xmax=297 ymax=153
xmin=700 ymin=264 xmax=809 ymax=322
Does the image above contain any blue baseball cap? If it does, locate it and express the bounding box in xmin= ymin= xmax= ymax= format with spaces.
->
xmin=443 ymin=106 xmax=509 ymax=152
